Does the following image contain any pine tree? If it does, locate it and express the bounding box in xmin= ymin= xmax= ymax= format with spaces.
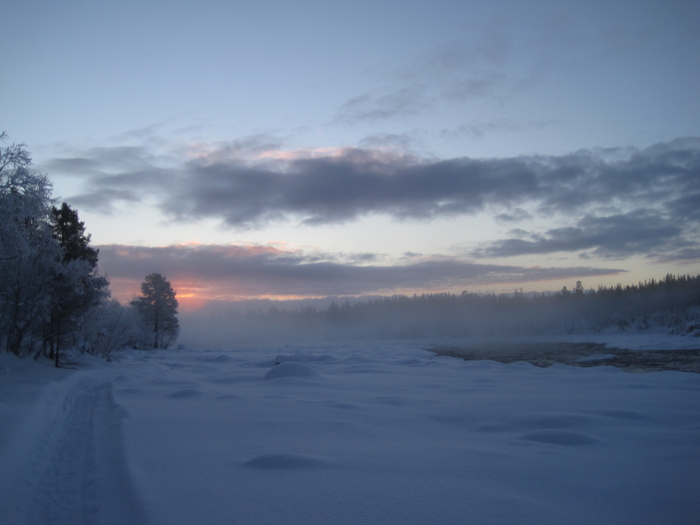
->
xmin=132 ymin=273 xmax=179 ymax=349
xmin=52 ymin=202 xmax=99 ymax=267
xmin=45 ymin=203 xmax=108 ymax=365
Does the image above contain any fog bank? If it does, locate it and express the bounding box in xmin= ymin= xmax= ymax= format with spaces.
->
xmin=179 ymin=275 xmax=700 ymax=348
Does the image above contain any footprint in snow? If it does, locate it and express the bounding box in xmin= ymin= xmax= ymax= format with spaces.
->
xmin=167 ymin=388 xmax=203 ymax=398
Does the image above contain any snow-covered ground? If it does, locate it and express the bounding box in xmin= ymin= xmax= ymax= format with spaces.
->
xmin=1 ymin=334 xmax=699 ymax=525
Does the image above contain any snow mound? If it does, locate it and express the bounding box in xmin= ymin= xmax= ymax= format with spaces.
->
xmin=274 ymin=353 xmax=337 ymax=365
xmin=520 ymin=429 xmax=599 ymax=446
xmin=243 ymin=453 xmax=331 ymax=469
xmin=167 ymin=388 xmax=203 ymax=398
xmin=204 ymin=374 xmax=247 ymax=384
xmin=264 ymin=362 xmax=320 ymax=380
xmin=202 ymin=354 xmax=233 ymax=363
xmin=597 ymin=409 xmax=649 ymax=421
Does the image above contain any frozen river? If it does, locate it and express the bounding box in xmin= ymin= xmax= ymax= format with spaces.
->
xmin=1 ymin=336 xmax=699 ymax=524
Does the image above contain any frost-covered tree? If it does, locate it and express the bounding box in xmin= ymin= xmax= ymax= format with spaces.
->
xmin=44 ymin=203 xmax=109 ymax=364
xmin=0 ymin=133 xmax=60 ymax=356
xmin=0 ymin=133 xmax=112 ymax=363
xmin=131 ymin=273 xmax=179 ymax=349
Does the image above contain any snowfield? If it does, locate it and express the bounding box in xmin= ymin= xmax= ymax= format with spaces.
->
xmin=1 ymin=336 xmax=699 ymax=525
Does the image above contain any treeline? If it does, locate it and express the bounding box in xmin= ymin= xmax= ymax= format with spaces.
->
xmin=0 ymin=134 xmax=178 ymax=364
xmin=311 ymin=274 xmax=700 ymax=337
xmin=184 ymin=275 xmax=700 ymax=345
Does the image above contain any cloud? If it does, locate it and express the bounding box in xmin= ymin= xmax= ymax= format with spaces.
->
xmin=332 ymin=73 xmax=511 ymax=124
xmin=48 ymin=137 xmax=700 ymax=260
xmin=666 ymin=191 xmax=700 ymax=223
xmin=442 ymin=73 xmax=507 ymax=101
xmin=330 ymin=7 xmax=695 ymax=129
xmin=331 ymin=27 xmax=550 ymax=125
xmin=69 ymin=188 xmax=143 ymax=213
xmin=442 ymin=119 xmax=563 ymax=140
xmin=44 ymin=146 xmax=157 ymax=175
xmin=358 ymin=132 xmax=423 ymax=153
xmin=495 ymin=208 xmax=532 ymax=223
xmin=183 ymin=134 xmax=285 ymax=163
xmin=97 ymin=243 xmax=625 ymax=299
xmin=333 ymin=88 xmax=432 ymax=123
xmin=64 ymin=166 xmax=170 ymax=212
xmin=472 ymin=210 xmax=688 ymax=259
xmin=45 ymin=156 xmax=103 ymax=175
xmin=656 ymin=247 xmax=700 ymax=262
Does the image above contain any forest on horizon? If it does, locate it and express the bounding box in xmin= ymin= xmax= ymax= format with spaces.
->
xmin=180 ymin=273 xmax=700 ymax=345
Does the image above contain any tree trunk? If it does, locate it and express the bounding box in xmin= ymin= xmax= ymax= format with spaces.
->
xmin=153 ymin=309 xmax=159 ymax=349
xmin=54 ymin=316 xmax=60 ymax=368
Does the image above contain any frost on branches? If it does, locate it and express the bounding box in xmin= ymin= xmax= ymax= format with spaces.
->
xmin=0 ymin=133 xmax=136 ymax=364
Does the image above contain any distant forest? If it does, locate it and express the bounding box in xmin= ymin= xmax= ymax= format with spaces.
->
xmin=184 ymin=274 xmax=700 ymax=345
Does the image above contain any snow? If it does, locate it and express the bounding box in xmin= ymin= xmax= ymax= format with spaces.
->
xmin=1 ymin=334 xmax=699 ymax=525
xmin=264 ymin=361 xmax=321 ymax=380
xmin=420 ymin=330 xmax=700 ymax=352
xmin=574 ymin=354 xmax=617 ymax=363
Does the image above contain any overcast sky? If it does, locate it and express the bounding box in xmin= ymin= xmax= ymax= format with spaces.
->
xmin=2 ymin=0 xmax=699 ymax=308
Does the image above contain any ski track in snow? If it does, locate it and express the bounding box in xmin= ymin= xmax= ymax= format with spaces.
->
xmin=0 ymin=371 xmax=146 ymax=525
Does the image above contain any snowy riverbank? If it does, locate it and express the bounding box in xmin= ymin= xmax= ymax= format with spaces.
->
xmin=1 ymin=334 xmax=699 ymax=524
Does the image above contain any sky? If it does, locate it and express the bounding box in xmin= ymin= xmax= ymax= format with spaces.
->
xmin=2 ymin=0 xmax=700 ymax=309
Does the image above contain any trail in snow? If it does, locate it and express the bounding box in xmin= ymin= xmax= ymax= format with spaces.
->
xmin=0 ymin=370 xmax=146 ymax=525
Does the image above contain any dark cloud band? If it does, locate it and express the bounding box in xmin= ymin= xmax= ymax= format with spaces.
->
xmin=97 ymin=243 xmax=624 ymax=298
xmin=471 ymin=210 xmax=687 ymax=259
xmin=49 ymin=137 xmax=700 ymax=260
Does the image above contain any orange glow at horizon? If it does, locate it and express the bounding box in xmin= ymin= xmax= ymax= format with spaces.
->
xmin=109 ymin=277 xmax=337 ymax=305
xmin=177 ymin=295 xmax=210 ymax=312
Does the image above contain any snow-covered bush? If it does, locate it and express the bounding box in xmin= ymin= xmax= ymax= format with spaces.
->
xmin=666 ymin=308 xmax=700 ymax=337
xmin=77 ymin=300 xmax=148 ymax=358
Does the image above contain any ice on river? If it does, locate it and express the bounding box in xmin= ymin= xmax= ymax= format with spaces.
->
xmin=1 ymin=336 xmax=699 ymax=525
